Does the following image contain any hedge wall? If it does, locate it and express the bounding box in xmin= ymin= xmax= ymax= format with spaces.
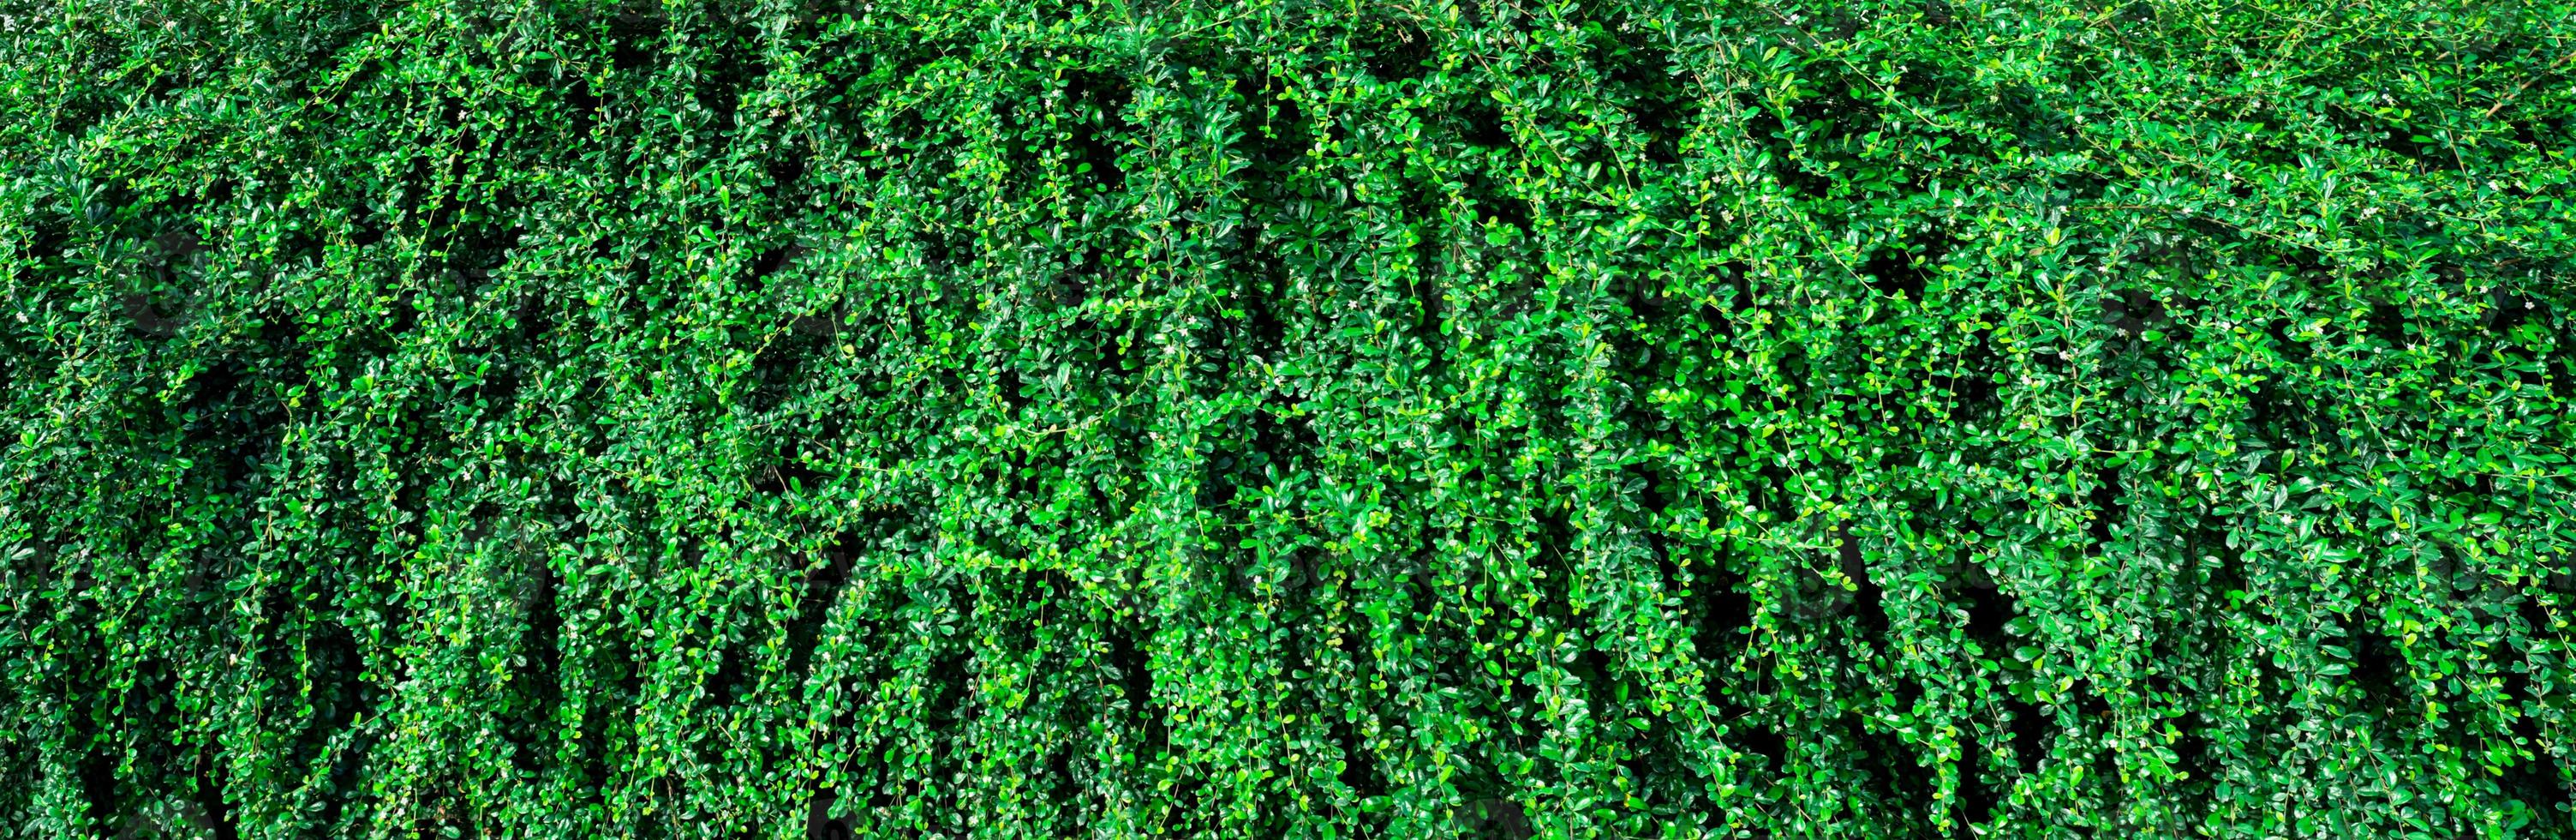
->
xmin=4 ymin=0 xmax=2574 ymax=837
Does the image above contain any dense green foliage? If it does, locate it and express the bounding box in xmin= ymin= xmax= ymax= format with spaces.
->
xmin=4 ymin=0 xmax=2575 ymax=837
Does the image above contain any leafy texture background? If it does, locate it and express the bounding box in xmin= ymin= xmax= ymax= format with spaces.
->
xmin=3 ymin=0 xmax=2574 ymax=837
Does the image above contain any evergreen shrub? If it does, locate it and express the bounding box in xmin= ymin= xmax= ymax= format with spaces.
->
xmin=3 ymin=0 xmax=2574 ymax=837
